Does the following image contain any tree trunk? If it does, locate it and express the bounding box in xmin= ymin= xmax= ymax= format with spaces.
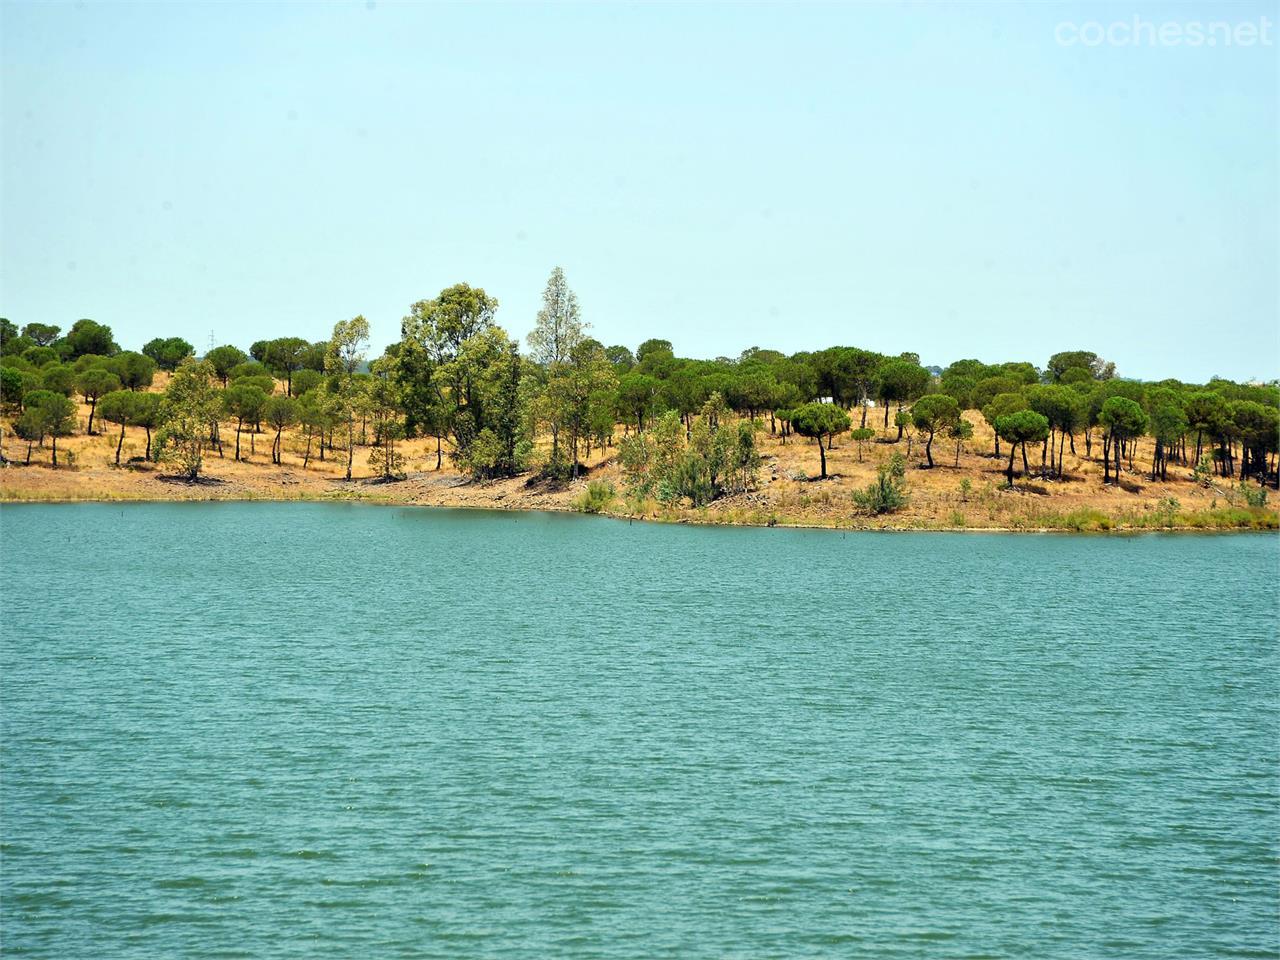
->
xmin=145 ymin=427 xmax=153 ymax=461
xmin=924 ymin=432 xmax=934 ymax=468
xmin=235 ymin=419 xmax=243 ymax=461
xmin=87 ymin=399 xmax=98 ymax=435
xmin=817 ymin=438 xmax=827 ymax=478
xmin=435 ymin=434 xmax=442 ymax=470
xmin=51 ymin=434 xmax=58 ymax=468
xmin=115 ymin=422 xmax=125 ymax=466
xmin=1006 ymin=444 xmax=1016 ymax=485
xmin=345 ymin=416 xmax=354 ymax=480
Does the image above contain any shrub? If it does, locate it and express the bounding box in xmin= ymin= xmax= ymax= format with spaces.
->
xmin=1193 ymin=456 xmax=1214 ymax=487
xmin=852 ymin=458 xmax=909 ymax=514
xmin=1236 ymin=481 xmax=1268 ymax=509
xmin=575 ymin=479 xmax=616 ymax=514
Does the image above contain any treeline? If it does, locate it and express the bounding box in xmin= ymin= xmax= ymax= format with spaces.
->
xmin=1 ymin=268 xmax=1278 ymax=504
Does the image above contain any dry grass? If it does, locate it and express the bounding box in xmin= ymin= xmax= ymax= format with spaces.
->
xmin=2 ymin=394 xmax=1276 ymax=532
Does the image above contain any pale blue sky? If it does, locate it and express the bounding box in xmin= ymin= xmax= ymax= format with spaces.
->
xmin=2 ymin=1 xmax=1276 ymax=381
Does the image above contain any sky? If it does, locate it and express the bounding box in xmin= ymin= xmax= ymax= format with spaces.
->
xmin=1 ymin=1 xmax=1276 ymax=382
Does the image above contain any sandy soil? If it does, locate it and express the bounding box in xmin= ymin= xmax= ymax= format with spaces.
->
xmin=2 ymin=388 xmax=1275 ymax=531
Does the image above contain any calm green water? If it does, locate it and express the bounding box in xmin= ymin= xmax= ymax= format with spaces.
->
xmin=1 ymin=503 xmax=1277 ymax=958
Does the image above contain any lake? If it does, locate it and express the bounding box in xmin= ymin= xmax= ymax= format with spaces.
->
xmin=1 ymin=502 xmax=1276 ymax=958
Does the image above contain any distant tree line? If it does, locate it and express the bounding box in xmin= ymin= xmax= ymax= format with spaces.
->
xmin=1 ymin=273 xmax=1277 ymax=505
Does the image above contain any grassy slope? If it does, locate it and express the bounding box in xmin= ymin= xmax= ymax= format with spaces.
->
xmin=1 ymin=384 xmax=1275 ymax=532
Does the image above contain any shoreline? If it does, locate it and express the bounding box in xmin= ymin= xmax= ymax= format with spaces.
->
xmin=2 ymin=483 xmax=1275 ymax=534
xmin=3 ymin=408 xmax=1276 ymax=534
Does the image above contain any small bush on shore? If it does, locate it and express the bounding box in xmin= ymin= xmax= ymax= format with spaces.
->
xmin=852 ymin=455 xmax=909 ymax=515
xmin=575 ymin=479 xmax=616 ymax=514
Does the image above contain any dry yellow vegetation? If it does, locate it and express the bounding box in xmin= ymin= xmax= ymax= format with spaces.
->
xmin=1 ymin=380 xmax=1275 ymax=532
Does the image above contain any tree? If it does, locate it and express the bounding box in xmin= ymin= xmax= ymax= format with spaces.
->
xmin=23 ymin=390 xmax=77 ymax=467
xmin=97 ymin=390 xmax=139 ymax=466
xmin=948 ymin=418 xmax=974 ymax=466
xmin=995 ymin=410 xmax=1049 ymax=486
xmin=877 ymin=359 xmax=930 ymax=432
xmin=911 ymin=394 xmax=960 ymax=468
xmin=105 ymin=351 xmax=157 ymax=391
xmin=0 ymin=365 xmax=22 ymax=462
xmin=1144 ymin=387 xmax=1188 ymax=482
xmin=131 ymin=392 xmax=162 ymax=461
xmin=263 ymin=337 xmax=310 ymax=395
xmin=62 ymin=319 xmax=118 ymax=359
xmin=223 ymin=383 xmax=268 ymax=461
xmin=636 ymin=339 xmax=674 ymax=367
xmin=229 ymin=360 xmax=270 ymax=381
xmin=528 ymin=267 xmax=588 ymax=459
xmin=12 ymin=408 xmax=44 ymax=464
xmin=142 ymin=337 xmax=195 ymax=371
xmin=403 ymin=284 xmax=498 ymax=365
xmin=1185 ymin=390 xmax=1229 ymax=468
xmin=528 ymin=267 xmax=585 ymax=368
xmin=616 ymin=372 xmax=661 ymax=433
xmin=263 ymin=395 xmax=299 ymax=465
xmin=982 ymin=392 xmax=1028 ymax=457
xmin=155 ymin=359 xmax=220 ymax=479
xmin=22 ymin=323 xmax=60 ymax=347
xmin=23 ymin=346 xmax=59 ymax=367
xmin=296 ymin=389 xmax=334 ymax=468
xmin=850 ymin=426 xmax=875 ymax=462
xmin=1229 ymin=400 xmax=1277 ymax=486
xmin=790 ymin=402 xmax=850 ymax=479
xmin=300 ymin=341 xmax=328 ymax=372
xmin=894 ymin=410 xmax=913 ymax=455
xmin=1098 ymin=396 xmax=1147 ymax=485
xmin=605 ymin=345 xmax=635 ymax=371
xmin=326 ymin=316 xmax=370 ymax=480
xmin=540 ymin=339 xmax=615 ymax=477
xmin=40 ymin=364 xmax=76 ymax=397
xmin=1046 ymin=350 xmax=1114 ymax=383
xmin=1027 ymin=384 xmax=1086 ymax=478
xmin=365 ymin=356 xmax=407 ymax=479
xmin=76 ymin=367 xmax=121 ymax=434
xmin=436 ymin=326 xmax=529 ymax=479
xmin=291 ymin=368 xmax=323 ymax=398
xmin=205 ymin=345 xmax=249 ymax=387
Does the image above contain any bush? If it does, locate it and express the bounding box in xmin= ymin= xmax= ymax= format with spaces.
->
xmin=1236 ymin=481 xmax=1268 ymax=509
xmin=852 ymin=459 xmax=909 ymax=514
xmin=1193 ymin=456 xmax=1214 ymax=487
xmin=538 ymin=452 xmax=574 ymax=483
xmin=575 ymin=479 xmax=616 ymax=514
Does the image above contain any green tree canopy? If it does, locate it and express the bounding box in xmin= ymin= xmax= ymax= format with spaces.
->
xmin=910 ymin=393 xmax=960 ymax=468
xmin=790 ymin=402 xmax=851 ymax=478
xmin=142 ymin=337 xmax=195 ymax=371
